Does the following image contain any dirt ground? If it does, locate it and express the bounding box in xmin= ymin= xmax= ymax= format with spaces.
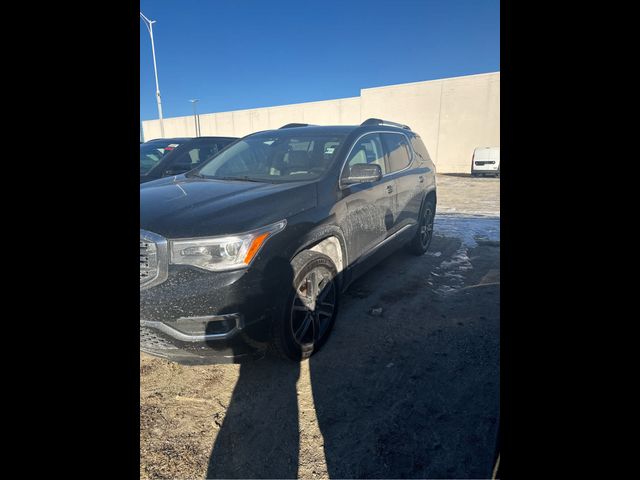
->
xmin=140 ymin=174 xmax=500 ymax=479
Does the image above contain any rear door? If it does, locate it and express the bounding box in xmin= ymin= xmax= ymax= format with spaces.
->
xmin=340 ymin=132 xmax=396 ymax=261
xmin=489 ymin=147 xmax=500 ymax=169
xmin=380 ymin=132 xmax=423 ymax=232
xmin=473 ymin=147 xmax=492 ymax=171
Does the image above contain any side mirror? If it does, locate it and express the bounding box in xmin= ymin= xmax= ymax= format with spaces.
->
xmin=343 ymin=163 xmax=383 ymax=184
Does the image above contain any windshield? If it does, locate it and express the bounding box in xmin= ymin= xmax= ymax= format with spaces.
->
xmin=140 ymin=141 xmax=183 ymax=175
xmin=196 ymin=132 xmax=347 ymax=182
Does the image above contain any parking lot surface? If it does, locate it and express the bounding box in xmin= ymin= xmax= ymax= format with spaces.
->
xmin=140 ymin=174 xmax=500 ymax=479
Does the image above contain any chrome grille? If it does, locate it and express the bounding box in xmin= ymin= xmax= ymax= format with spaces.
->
xmin=140 ymin=239 xmax=158 ymax=284
xmin=140 ymin=230 xmax=168 ymax=289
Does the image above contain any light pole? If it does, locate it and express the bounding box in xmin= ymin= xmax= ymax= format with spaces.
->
xmin=140 ymin=12 xmax=165 ymax=137
xmin=189 ymin=99 xmax=200 ymax=137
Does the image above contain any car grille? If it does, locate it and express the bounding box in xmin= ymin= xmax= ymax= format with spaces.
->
xmin=140 ymin=238 xmax=158 ymax=285
xmin=140 ymin=230 xmax=168 ymax=289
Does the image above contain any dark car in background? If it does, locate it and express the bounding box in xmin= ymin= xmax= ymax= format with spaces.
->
xmin=140 ymin=136 xmax=237 ymax=183
xmin=140 ymin=119 xmax=437 ymax=364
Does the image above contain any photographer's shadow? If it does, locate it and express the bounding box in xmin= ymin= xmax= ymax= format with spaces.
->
xmin=206 ymin=357 xmax=300 ymax=479
xmin=206 ymin=257 xmax=300 ymax=479
xmin=207 ymin=242 xmax=499 ymax=479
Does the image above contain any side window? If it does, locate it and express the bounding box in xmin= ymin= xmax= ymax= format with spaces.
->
xmin=381 ymin=133 xmax=412 ymax=173
xmin=343 ymin=134 xmax=386 ymax=178
xmin=410 ymin=135 xmax=432 ymax=163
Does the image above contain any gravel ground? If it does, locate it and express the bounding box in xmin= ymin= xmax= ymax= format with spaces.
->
xmin=435 ymin=174 xmax=500 ymax=216
xmin=140 ymin=174 xmax=500 ymax=479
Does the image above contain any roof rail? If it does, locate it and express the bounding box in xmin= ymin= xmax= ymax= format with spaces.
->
xmin=361 ymin=118 xmax=411 ymax=130
xmin=279 ymin=123 xmax=314 ymax=129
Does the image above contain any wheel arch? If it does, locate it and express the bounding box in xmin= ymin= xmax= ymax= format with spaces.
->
xmin=425 ymin=188 xmax=437 ymax=207
xmin=290 ymin=224 xmax=348 ymax=276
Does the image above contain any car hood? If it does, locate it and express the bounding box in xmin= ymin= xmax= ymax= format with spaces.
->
xmin=140 ymin=176 xmax=317 ymax=238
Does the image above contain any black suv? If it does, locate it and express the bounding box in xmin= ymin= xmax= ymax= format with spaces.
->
xmin=140 ymin=119 xmax=437 ymax=363
xmin=140 ymin=136 xmax=237 ymax=183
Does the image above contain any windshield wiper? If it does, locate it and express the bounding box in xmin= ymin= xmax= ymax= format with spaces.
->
xmin=216 ymin=176 xmax=264 ymax=183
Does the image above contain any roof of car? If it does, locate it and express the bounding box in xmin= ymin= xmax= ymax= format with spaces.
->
xmin=144 ymin=121 xmax=411 ymax=143
xmin=251 ymin=124 xmax=411 ymax=137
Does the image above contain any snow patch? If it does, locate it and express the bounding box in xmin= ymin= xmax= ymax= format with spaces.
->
xmin=434 ymin=213 xmax=500 ymax=248
xmin=430 ymin=213 xmax=500 ymax=295
xmin=439 ymin=249 xmax=472 ymax=271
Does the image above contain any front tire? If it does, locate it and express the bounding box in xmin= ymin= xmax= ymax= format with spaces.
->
xmin=407 ymin=198 xmax=436 ymax=255
xmin=271 ymin=251 xmax=339 ymax=361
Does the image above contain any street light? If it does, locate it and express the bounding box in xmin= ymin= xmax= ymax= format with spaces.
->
xmin=189 ymin=99 xmax=200 ymax=137
xmin=140 ymin=11 xmax=165 ymax=137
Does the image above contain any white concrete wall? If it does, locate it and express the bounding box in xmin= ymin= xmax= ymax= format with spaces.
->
xmin=142 ymin=72 xmax=499 ymax=173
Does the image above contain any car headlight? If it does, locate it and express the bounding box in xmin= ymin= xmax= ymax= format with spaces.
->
xmin=170 ymin=220 xmax=286 ymax=272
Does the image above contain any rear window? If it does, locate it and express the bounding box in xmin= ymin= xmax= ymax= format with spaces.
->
xmin=381 ymin=133 xmax=412 ymax=172
xmin=140 ymin=141 xmax=183 ymax=175
xmin=410 ymin=136 xmax=432 ymax=163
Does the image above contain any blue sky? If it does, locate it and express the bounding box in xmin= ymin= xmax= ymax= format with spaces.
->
xmin=140 ymin=0 xmax=499 ymax=121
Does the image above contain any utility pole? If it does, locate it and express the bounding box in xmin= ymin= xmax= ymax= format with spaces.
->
xmin=189 ymin=99 xmax=200 ymax=137
xmin=140 ymin=12 xmax=165 ymax=137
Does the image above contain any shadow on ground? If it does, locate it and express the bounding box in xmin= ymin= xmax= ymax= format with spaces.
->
xmin=206 ymin=233 xmax=500 ymax=479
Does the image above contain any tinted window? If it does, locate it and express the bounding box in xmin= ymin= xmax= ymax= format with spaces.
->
xmin=166 ymin=140 xmax=232 ymax=173
xmin=140 ymin=141 xmax=183 ymax=175
xmin=381 ymin=133 xmax=412 ymax=172
xmin=343 ymin=133 xmax=386 ymax=177
xmin=198 ymin=133 xmax=347 ymax=182
xmin=410 ymin=135 xmax=432 ymax=163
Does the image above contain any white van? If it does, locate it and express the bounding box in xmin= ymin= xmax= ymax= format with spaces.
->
xmin=471 ymin=146 xmax=500 ymax=177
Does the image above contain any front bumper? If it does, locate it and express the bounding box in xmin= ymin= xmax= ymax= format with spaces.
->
xmin=140 ymin=319 xmax=263 ymax=364
xmin=472 ymin=163 xmax=499 ymax=173
xmin=140 ymin=262 xmax=289 ymax=364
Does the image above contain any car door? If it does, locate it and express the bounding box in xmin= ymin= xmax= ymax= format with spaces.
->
xmin=380 ymin=132 xmax=424 ymax=231
xmin=339 ymin=132 xmax=396 ymax=262
xmin=473 ymin=147 xmax=491 ymax=171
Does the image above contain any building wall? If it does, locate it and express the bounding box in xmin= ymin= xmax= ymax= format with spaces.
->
xmin=142 ymin=72 xmax=499 ymax=173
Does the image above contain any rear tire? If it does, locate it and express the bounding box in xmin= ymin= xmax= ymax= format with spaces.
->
xmin=407 ymin=198 xmax=436 ymax=255
xmin=271 ymin=251 xmax=339 ymax=361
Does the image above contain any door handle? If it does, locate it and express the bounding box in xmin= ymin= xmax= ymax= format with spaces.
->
xmin=386 ymin=185 xmax=394 ymax=194
xmin=418 ymin=176 xmax=424 ymax=183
